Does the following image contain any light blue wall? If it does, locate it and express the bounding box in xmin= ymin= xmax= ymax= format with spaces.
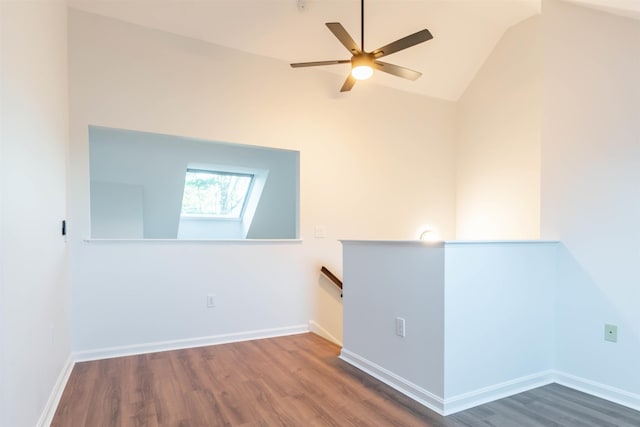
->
xmin=89 ymin=126 xmax=299 ymax=239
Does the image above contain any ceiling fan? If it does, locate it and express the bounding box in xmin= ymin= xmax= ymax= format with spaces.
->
xmin=290 ymin=0 xmax=433 ymax=92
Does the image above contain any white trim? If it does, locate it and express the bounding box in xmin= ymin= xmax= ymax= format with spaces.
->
xmin=179 ymin=215 xmax=243 ymax=222
xmin=83 ymin=238 xmax=302 ymax=244
xmin=74 ymin=325 xmax=309 ymax=362
xmin=36 ymin=355 xmax=75 ymax=427
xmin=340 ymin=240 xmax=559 ymax=248
xmin=443 ymin=370 xmax=555 ymax=415
xmin=339 ymin=348 xmax=446 ymax=414
xmin=338 ymin=349 xmax=558 ymax=417
xmin=340 ymin=240 xmax=445 ymax=247
xmin=444 ymin=240 xmax=559 ymax=246
xmin=308 ymin=320 xmax=342 ymax=346
xmin=555 ymin=371 xmax=640 ymax=412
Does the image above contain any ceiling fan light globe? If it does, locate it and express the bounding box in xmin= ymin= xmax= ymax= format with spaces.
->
xmin=352 ymin=65 xmax=373 ymax=80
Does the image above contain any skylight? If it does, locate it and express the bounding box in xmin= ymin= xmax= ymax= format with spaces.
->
xmin=180 ymin=169 xmax=254 ymax=219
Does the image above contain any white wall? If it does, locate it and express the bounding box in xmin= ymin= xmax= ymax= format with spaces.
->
xmin=0 ymin=2 xmax=71 ymax=426
xmin=340 ymin=240 xmax=558 ymax=415
xmin=341 ymin=241 xmax=446 ymax=402
xmin=456 ymin=16 xmax=541 ymax=240
xmin=68 ymin=10 xmax=457 ymax=352
xmin=443 ymin=241 xmax=556 ymax=408
xmin=542 ymin=0 xmax=640 ymax=402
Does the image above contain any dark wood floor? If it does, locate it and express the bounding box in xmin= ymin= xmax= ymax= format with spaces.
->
xmin=52 ymin=333 xmax=640 ymax=427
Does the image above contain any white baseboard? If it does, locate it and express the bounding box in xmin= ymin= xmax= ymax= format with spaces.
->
xmin=74 ymin=324 xmax=309 ymax=362
xmin=337 ymin=351 xmax=640 ymax=417
xmin=555 ymin=371 xmax=640 ymax=412
xmin=339 ymin=348 xmax=446 ymax=414
xmin=37 ymin=355 xmax=75 ymax=427
xmin=308 ymin=320 xmax=342 ymax=346
xmin=443 ymin=370 xmax=555 ymax=415
xmin=339 ymin=348 xmax=558 ymax=416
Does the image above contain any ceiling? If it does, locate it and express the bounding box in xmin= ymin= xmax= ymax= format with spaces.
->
xmin=564 ymin=0 xmax=640 ymax=20
xmin=68 ymin=0 xmax=640 ymax=101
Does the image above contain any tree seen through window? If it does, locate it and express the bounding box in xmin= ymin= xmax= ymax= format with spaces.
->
xmin=181 ymin=169 xmax=253 ymax=218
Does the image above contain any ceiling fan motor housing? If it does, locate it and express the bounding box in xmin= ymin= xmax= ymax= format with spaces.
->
xmin=351 ymin=53 xmax=374 ymax=67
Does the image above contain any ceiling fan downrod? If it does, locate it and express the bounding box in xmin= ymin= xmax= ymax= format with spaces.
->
xmin=361 ymin=0 xmax=365 ymax=52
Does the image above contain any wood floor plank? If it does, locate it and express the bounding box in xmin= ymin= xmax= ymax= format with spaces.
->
xmin=183 ymin=388 xmax=231 ymax=427
xmin=51 ymin=333 xmax=640 ymax=427
xmin=526 ymin=383 xmax=640 ymax=427
xmin=490 ymin=398 xmax=565 ymax=427
xmin=515 ymin=390 xmax=619 ymax=427
xmin=51 ymin=362 xmax=98 ymax=427
xmin=121 ymin=400 xmax=159 ymax=427
xmin=549 ymin=383 xmax=640 ymax=418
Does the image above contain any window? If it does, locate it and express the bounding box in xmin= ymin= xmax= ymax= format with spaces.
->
xmin=180 ymin=169 xmax=254 ymax=219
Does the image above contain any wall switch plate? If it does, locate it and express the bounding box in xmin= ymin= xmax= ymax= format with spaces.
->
xmin=207 ymin=294 xmax=216 ymax=308
xmin=604 ymin=324 xmax=618 ymax=342
xmin=314 ymin=225 xmax=327 ymax=239
xmin=395 ymin=317 xmax=406 ymax=337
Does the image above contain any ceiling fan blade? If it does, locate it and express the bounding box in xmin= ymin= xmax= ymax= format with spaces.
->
xmin=326 ymin=22 xmax=362 ymax=55
xmin=373 ymin=61 xmax=422 ymax=81
xmin=340 ymin=74 xmax=356 ymax=92
xmin=290 ymin=60 xmax=350 ymax=68
xmin=371 ymin=29 xmax=433 ymax=59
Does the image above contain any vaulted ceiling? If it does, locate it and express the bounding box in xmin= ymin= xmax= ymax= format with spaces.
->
xmin=68 ymin=0 xmax=640 ymax=101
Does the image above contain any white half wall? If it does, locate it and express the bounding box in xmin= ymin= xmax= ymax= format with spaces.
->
xmin=67 ymin=10 xmax=457 ymax=352
xmin=456 ymin=16 xmax=541 ymax=240
xmin=541 ymin=0 xmax=640 ymax=399
xmin=340 ymin=240 xmax=558 ymax=415
xmin=73 ymin=240 xmax=310 ymax=351
xmin=0 ymin=2 xmax=71 ymax=426
xmin=443 ymin=241 xmax=557 ymax=410
xmin=341 ymin=241 xmax=446 ymax=402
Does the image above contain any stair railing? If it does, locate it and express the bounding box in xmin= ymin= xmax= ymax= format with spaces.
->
xmin=321 ymin=266 xmax=343 ymax=298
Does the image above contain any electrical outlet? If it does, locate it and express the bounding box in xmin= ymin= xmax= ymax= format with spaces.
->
xmin=395 ymin=317 xmax=406 ymax=337
xmin=604 ymin=324 xmax=617 ymax=342
xmin=207 ymin=294 xmax=216 ymax=308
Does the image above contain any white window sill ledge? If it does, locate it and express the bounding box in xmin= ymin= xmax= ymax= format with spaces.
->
xmin=83 ymin=238 xmax=302 ymax=245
